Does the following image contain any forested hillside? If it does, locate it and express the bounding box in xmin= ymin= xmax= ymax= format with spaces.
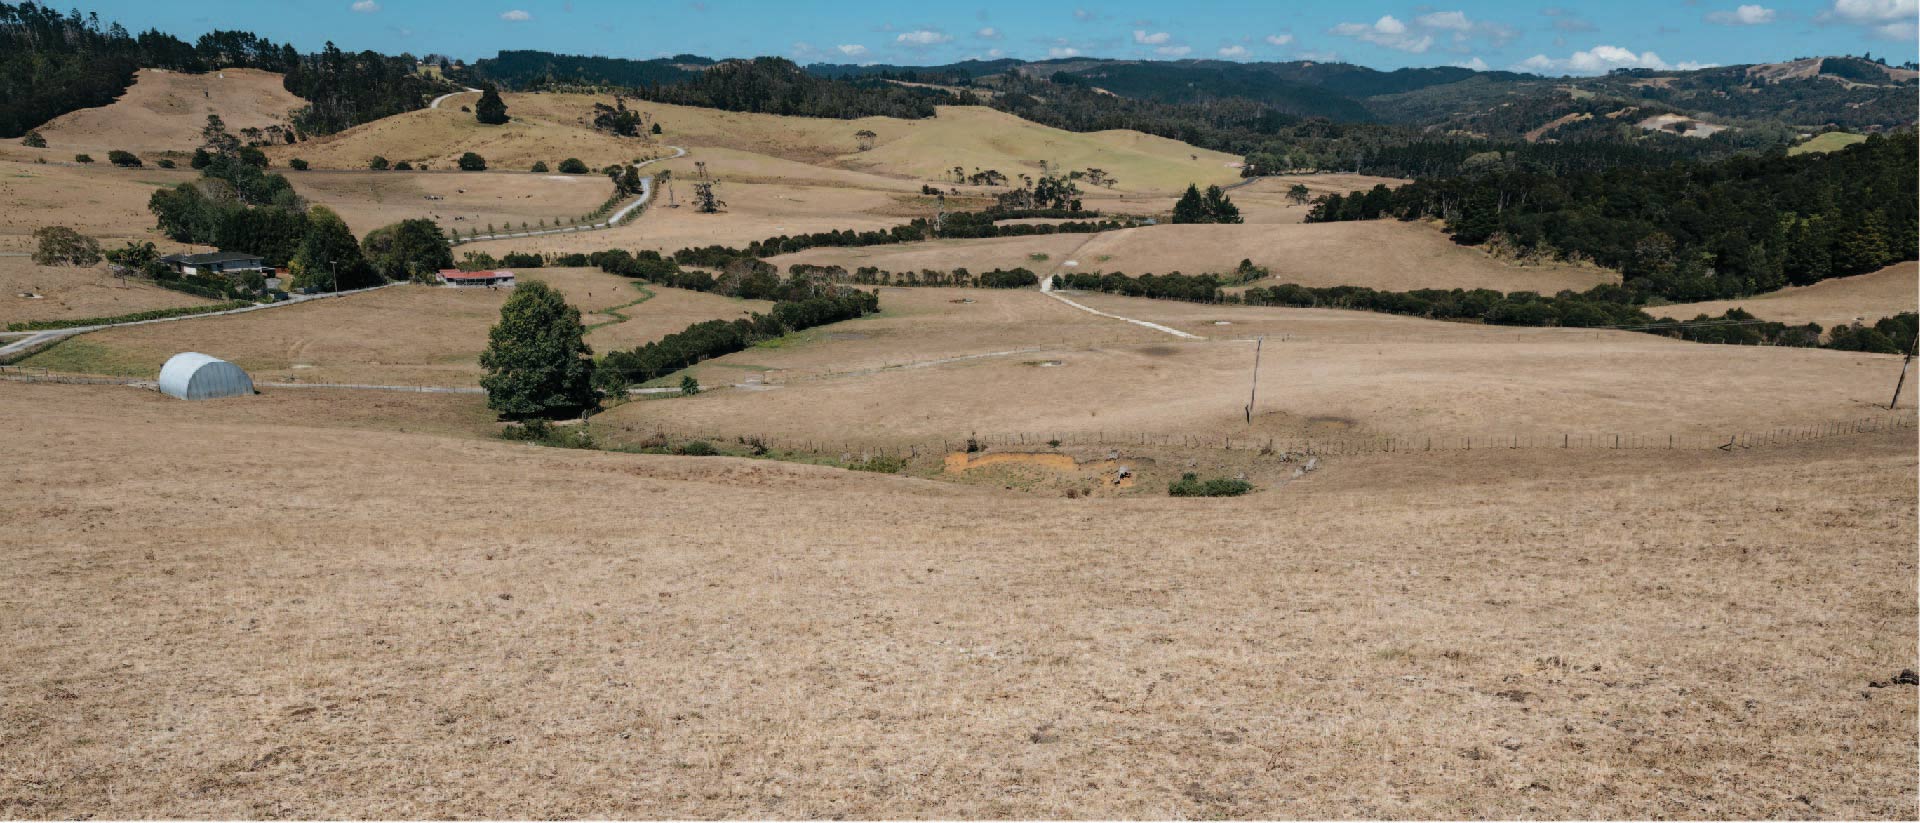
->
xmin=0 ymin=2 xmax=446 ymax=138
xmin=1308 ymin=133 xmax=1919 ymax=302
xmin=619 ymin=58 xmax=959 ymax=119
xmin=466 ymin=50 xmax=713 ymax=90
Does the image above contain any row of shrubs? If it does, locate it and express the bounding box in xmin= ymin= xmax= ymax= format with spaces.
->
xmin=659 ymin=211 xmax=1135 ymax=261
xmin=6 ymin=300 xmax=253 ymax=332
xmin=595 ymin=289 xmax=880 ymax=391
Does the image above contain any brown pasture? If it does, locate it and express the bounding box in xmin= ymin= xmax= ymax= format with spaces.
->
xmin=0 ymin=380 xmax=1912 ymax=818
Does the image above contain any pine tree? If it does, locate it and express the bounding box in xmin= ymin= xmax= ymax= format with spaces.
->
xmin=480 ymin=281 xmax=600 ymax=419
xmin=475 ymin=84 xmax=509 ymax=125
xmin=1171 ymin=184 xmax=1206 ymax=224
xmin=1203 ymin=185 xmax=1242 ymax=224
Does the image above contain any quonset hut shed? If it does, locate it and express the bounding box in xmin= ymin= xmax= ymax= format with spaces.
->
xmin=157 ymin=352 xmax=254 ymax=400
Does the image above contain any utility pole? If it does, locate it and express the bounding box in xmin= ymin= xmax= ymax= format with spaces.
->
xmin=1890 ymin=330 xmax=1919 ymax=410
xmin=1244 ymin=336 xmax=1264 ymax=425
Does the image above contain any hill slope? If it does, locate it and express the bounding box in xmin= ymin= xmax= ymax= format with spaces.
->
xmin=28 ymin=68 xmax=306 ymax=157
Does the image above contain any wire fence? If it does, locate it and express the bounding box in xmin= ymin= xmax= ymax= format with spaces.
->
xmin=600 ymin=412 xmax=1916 ymax=460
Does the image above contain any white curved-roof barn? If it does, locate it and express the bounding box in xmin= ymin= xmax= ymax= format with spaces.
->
xmin=157 ymin=352 xmax=255 ymax=400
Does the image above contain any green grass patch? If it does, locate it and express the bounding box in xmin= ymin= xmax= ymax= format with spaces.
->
xmin=20 ymin=338 xmax=161 ymax=377
xmin=6 ymin=300 xmax=252 ymax=331
xmin=584 ymin=282 xmax=655 ymax=331
xmin=1789 ymin=132 xmax=1867 ymax=156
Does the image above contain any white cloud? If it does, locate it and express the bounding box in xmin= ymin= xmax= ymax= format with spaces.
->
xmin=1821 ymin=0 xmax=1919 ymax=38
xmin=1073 ymin=8 xmax=1097 ymax=22
xmin=1456 ymin=56 xmax=1489 ymax=70
xmin=1264 ymin=33 xmax=1294 ymax=46
xmin=1416 ymin=11 xmax=1473 ymax=30
xmin=836 ymin=44 xmax=869 ymax=56
xmin=975 ymin=26 xmax=1001 ymax=40
xmin=1133 ymin=29 xmax=1171 ymax=44
xmin=895 ymin=29 xmax=953 ymax=45
xmin=1334 ymin=10 xmax=1517 ymax=53
xmin=350 ymin=0 xmax=379 ymax=12
xmin=1218 ymin=45 xmax=1251 ymax=58
xmin=499 ymin=9 xmax=531 ymax=21
xmin=1049 ymin=46 xmax=1082 ymax=57
xmin=1515 ymin=45 xmax=1718 ymax=75
xmin=1297 ymin=49 xmax=1341 ymax=61
xmin=1331 ymin=15 xmax=1433 ymax=53
xmin=1155 ymin=45 xmax=1191 ymax=56
xmin=1706 ymin=5 xmax=1777 ymax=24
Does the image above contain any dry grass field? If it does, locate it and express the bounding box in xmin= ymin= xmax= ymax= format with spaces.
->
xmin=0 ymin=258 xmax=213 ymax=325
xmin=289 ymin=170 xmax=616 ymax=238
xmin=11 ymin=68 xmax=305 ymax=160
xmin=0 ymin=159 xmax=200 ymax=251
xmin=1655 ymin=262 xmax=1918 ymax=329
xmin=602 ymin=287 xmax=1911 ymax=446
xmin=767 ymin=221 xmax=1613 ymax=294
xmin=1 ymin=380 xmax=1912 ymax=818
xmin=19 ymin=272 xmax=761 ymax=384
xmin=265 ymin=92 xmax=672 ymax=172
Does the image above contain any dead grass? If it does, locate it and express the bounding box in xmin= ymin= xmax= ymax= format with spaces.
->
xmin=0 ymin=159 xmax=201 ymax=251
xmin=0 ymin=380 xmax=1912 ymax=818
xmin=17 ymin=68 xmax=304 ymax=158
xmin=0 ymin=258 xmax=213 ymax=325
xmin=769 ymin=221 xmax=1614 ymax=294
xmin=291 ymin=170 xmax=614 ymax=238
xmin=1654 ymin=262 xmax=1918 ymax=330
xmin=19 ymin=273 xmax=754 ymax=385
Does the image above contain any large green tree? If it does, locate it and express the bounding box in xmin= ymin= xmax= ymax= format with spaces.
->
xmin=289 ymin=205 xmax=377 ymax=291
xmin=475 ymin=84 xmax=509 ymax=125
xmin=480 ymin=281 xmax=600 ymax=419
xmin=361 ymin=218 xmax=454 ymax=282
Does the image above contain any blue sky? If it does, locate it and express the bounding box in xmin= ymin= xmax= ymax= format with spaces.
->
xmin=85 ymin=0 xmax=1919 ymax=75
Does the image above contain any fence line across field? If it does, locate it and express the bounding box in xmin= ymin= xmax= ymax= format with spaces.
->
xmin=602 ymin=412 xmax=1916 ymax=460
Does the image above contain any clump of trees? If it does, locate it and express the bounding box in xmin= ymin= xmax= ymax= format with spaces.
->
xmin=458 ymin=151 xmax=487 ymax=171
xmin=361 ymin=218 xmax=453 ymax=282
xmin=596 ymin=287 xmax=879 ymax=391
xmin=107 ymin=149 xmax=140 ymax=167
xmin=1171 ymin=184 xmax=1242 ymax=224
xmin=480 ymin=280 xmax=600 ymax=419
xmin=21 ymin=130 xmax=46 ymax=147
xmin=556 ymin=157 xmax=588 ymax=174
xmin=288 ymin=206 xmax=377 ymax=291
xmin=32 ymin=226 xmax=101 ymax=265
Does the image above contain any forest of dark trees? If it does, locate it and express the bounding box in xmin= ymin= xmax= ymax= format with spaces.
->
xmin=618 ymin=58 xmax=959 ymax=120
xmin=1307 ymin=133 xmax=1919 ymax=302
xmin=0 ymin=3 xmax=444 ymax=138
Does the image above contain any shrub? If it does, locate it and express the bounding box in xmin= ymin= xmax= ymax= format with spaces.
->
xmin=675 ymin=439 xmax=717 ymax=456
xmin=848 ymin=454 xmax=907 ymax=473
xmin=651 ymin=122 xmax=662 ymax=135
xmin=32 ymin=226 xmax=101 ymax=266
xmin=500 ymin=419 xmax=597 ymax=448
xmin=679 ymin=375 xmax=701 ymax=395
xmin=530 ymin=161 xmax=549 ymax=173
xmin=368 ymin=156 xmax=390 ymax=170
xmin=73 ymin=153 xmax=93 ymax=163
xmin=107 ymin=150 xmax=141 ymax=167
xmin=155 ymin=158 xmax=176 ymax=169
xmin=1168 ymin=473 xmax=1253 ymax=497
xmin=393 ymin=160 xmax=414 ymax=171
xmin=458 ymin=152 xmax=487 ymax=171
xmin=289 ymin=158 xmax=309 ymax=171
xmin=557 ymin=157 xmax=589 ymax=174
xmin=21 ymin=130 xmax=46 ymax=148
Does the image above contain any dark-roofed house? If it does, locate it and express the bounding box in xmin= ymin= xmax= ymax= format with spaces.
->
xmin=160 ymin=251 xmax=269 ymax=276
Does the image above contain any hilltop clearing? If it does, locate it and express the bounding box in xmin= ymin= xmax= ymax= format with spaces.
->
xmin=22 ymin=69 xmax=306 ymax=159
